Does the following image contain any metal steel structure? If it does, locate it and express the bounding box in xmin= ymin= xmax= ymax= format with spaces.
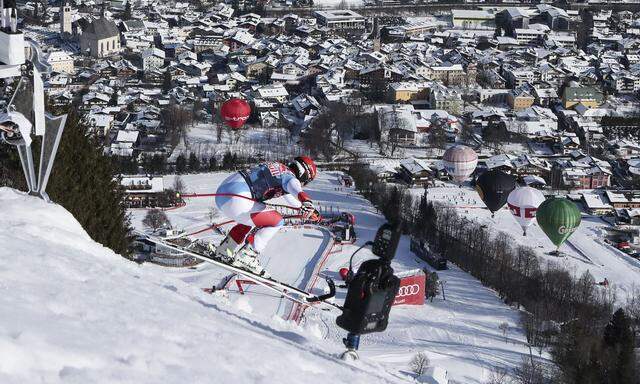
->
xmin=0 ymin=3 xmax=66 ymax=202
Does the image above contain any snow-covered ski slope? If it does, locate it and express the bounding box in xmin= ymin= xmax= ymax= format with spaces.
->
xmin=0 ymin=187 xmax=407 ymax=384
xmin=133 ymin=172 xmax=541 ymax=383
xmin=413 ymin=185 xmax=640 ymax=300
xmin=130 ymin=172 xmax=336 ymax=321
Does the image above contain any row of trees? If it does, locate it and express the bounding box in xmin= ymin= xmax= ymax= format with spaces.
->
xmin=175 ymin=151 xmax=258 ymax=174
xmin=112 ymin=150 xmax=261 ymax=175
xmin=347 ymin=164 xmax=639 ymax=384
xmin=304 ymin=102 xmax=378 ymax=161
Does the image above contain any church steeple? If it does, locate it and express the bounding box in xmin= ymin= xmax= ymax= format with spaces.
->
xmin=60 ymin=1 xmax=72 ymax=37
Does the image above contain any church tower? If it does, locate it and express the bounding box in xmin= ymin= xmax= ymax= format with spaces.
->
xmin=59 ymin=1 xmax=72 ymax=37
xmin=372 ymin=17 xmax=381 ymax=52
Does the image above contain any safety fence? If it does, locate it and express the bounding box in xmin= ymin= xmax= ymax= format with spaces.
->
xmin=287 ymin=225 xmax=338 ymax=324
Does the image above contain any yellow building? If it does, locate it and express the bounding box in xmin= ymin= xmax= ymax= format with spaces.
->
xmin=387 ymin=82 xmax=429 ymax=102
xmin=562 ymin=86 xmax=603 ymax=109
xmin=508 ymin=89 xmax=535 ymax=111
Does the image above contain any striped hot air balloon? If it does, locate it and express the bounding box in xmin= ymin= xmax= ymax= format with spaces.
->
xmin=507 ymin=186 xmax=545 ymax=236
xmin=442 ymin=145 xmax=478 ymax=185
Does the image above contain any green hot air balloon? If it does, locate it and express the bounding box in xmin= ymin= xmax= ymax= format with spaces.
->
xmin=536 ymin=197 xmax=581 ymax=254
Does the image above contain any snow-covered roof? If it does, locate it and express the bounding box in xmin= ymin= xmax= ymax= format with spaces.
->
xmin=46 ymin=51 xmax=73 ymax=63
xmin=257 ymin=85 xmax=288 ymax=98
xmin=485 ymin=154 xmax=516 ymax=170
xmin=400 ymin=158 xmax=431 ymax=175
xmin=116 ymin=130 xmax=140 ymax=143
xmin=524 ymin=175 xmax=547 ymax=186
xmin=582 ymin=193 xmax=612 ymax=209
xmin=377 ymin=105 xmax=417 ymax=133
xmin=120 ymin=175 xmax=165 ymax=193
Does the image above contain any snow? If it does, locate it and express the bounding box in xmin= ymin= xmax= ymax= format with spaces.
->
xmin=0 ymin=187 xmax=404 ymax=384
xmin=1 ymin=168 xmax=567 ymax=383
xmin=129 ymin=171 xmax=544 ymax=382
xmin=169 ymin=123 xmax=305 ymax=162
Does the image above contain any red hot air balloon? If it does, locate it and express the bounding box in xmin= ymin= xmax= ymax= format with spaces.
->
xmin=339 ymin=268 xmax=350 ymax=281
xmin=220 ymin=98 xmax=250 ymax=129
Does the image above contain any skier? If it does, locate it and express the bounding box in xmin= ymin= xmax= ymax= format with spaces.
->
xmin=212 ymin=156 xmax=318 ymax=277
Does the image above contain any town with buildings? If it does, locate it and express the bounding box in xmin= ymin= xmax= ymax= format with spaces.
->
xmin=1 ymin=0 xmax=640 ymax=383
xmin=14 ymin=0 xmax=640 ymax=237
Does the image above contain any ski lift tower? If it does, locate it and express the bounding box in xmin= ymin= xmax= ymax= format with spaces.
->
xmin=0 ymin=1 xmax=66 ymax=202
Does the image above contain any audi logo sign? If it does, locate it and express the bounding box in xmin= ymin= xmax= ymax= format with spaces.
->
xmin=393 ymin=274 xmax=426 ymax=306
xmin=396 ymin=284 xmax=421 ymax=297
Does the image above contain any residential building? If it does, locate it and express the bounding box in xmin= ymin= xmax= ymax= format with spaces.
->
xmin=398 ymin=158 xmax=433 ymax=186
xmin=46 ymin=51 xmax=74 ymax=74
xmin=562 ymin=85 xmax=604 ymax=109
xmin=514 ymin=28 xmax=545 ymax=45
xmin=429 ymin=86 xmax=462 ymax=115
xmin=377 ymin=105 xmax=417 ymax=145
xmin=314 ymin=10 xmax=365 ymax=32
xmin=508 ymin=86 xmax=535 ymax=111
xmin=387 ymin=82 xmax=429 ymax=102
xmin=141 ymin=48 xmax=165 ymax=71
xmin=452 ymin=10 xmax=496 ymax=30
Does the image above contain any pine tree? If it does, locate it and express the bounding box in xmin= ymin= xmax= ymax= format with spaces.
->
xmin=162 ymin=69 xmax=172 ymax=94
xmin=0 ymin=144 xmax=27 ymax=190
xmin=603 ymin=309 xmax=636 ymax=384
xmin=188 ymin=153 xmax=200 ymax=172
xmin=222 ymin=151 xmax=234 ymax=169
xmin=208 ymin=156 xmax=217 ymax=171
xmin=47 ymin=111 xmax=132 ymax=256
xmin=108 ymin=88 xmax=119 ymax=107
xmin=175 ymin=154 xmax=187 ymax=173
xmin=124 ymin=0 xmax=132 ymax=20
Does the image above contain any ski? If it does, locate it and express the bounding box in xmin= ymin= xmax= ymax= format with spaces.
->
xmin=136 ymin=231 xmax=340 ymax=310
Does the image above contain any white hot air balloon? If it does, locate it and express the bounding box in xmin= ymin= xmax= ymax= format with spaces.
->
xmin=442 ymin=145 xmax=478 ymax=185
xmin=507 ymin=186 xmax=545 ymax=236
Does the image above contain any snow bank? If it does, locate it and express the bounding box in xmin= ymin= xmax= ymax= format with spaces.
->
xmin=0 ymin=188 xmax=404 ymax=384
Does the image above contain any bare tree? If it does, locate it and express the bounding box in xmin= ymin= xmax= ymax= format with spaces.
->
xmin=162 ymin=103 xmax=194 ymax=147
xmin=513 ymin=356 xmax=548 ymax=384
xmin=429 ymin=120 xmax=448 ymax=151
xmin=143 ymin=209 xmax=170 ymax=232
xmin=173 ymin=176 xmax=185 ymax=195
xmin=625 ymin=285 xmax=640 ymax=334
xmin=499 ymin=322 xmax=509 ymax=343
xmin=304 ymin=113 xmax=338 ymax=161
xmin=485 ymin=366 xmax=513 ymax=384
xmin=409 ymin=352 xmax=430 ymax=376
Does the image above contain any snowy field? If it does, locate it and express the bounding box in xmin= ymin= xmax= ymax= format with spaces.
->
xmin=130 ymin=171 xmax=541 ymax=382
xmin=415 ymin=183 xmax=640 ymax=302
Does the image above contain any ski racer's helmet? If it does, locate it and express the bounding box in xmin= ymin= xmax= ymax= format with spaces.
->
xmin=289 ymin=156 xmax=317 ymax=185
